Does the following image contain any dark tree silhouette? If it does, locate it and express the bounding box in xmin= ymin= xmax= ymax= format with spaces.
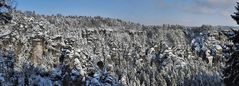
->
xmin=224 ymin=2 xmax=239 ymax=86
xmin=0 ymin=0 xmax=16 ymax=24
xmin=232 ymin=2 xmax=239 ymax=24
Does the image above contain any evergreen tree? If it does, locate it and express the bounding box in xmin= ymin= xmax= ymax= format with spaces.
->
xmin=224 ymin=2 xmax=239 ymax=86
xmin=232 ymin=2 xmax=239 ymax=24
xmin=0 ymin=0 xmax=16 ymax=24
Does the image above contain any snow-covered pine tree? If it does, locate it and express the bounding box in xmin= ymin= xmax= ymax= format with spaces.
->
xmin=224 ymin=2 xmax=239 ymax=86
xmin=232 ymin=2 xmax=239 ymax=24
xmin=0 ymin=0 xmax=15 ymax=24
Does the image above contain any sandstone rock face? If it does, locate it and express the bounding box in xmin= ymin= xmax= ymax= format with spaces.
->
xmin=0 ymin=11 xmax=237 ymax=85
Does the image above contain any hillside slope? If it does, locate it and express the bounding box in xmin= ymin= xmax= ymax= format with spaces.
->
xmin=0 ymin=11 xmax=236 ymax=86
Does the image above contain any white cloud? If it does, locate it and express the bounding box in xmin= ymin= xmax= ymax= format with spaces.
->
xmin=155 ymin=0 xmax=237 ymax=16
xmin=194 ymin=0 xmax=235 ymax=8
xmin=150 ymin=0 xmax=238 ymax=26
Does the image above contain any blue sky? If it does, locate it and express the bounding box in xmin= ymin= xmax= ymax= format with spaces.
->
xmin=15 ymin=0 xmax=238 ymax=26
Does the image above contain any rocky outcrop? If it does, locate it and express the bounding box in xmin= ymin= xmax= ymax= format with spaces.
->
xmin=0 ymin=11 xmax=237 ymax=86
